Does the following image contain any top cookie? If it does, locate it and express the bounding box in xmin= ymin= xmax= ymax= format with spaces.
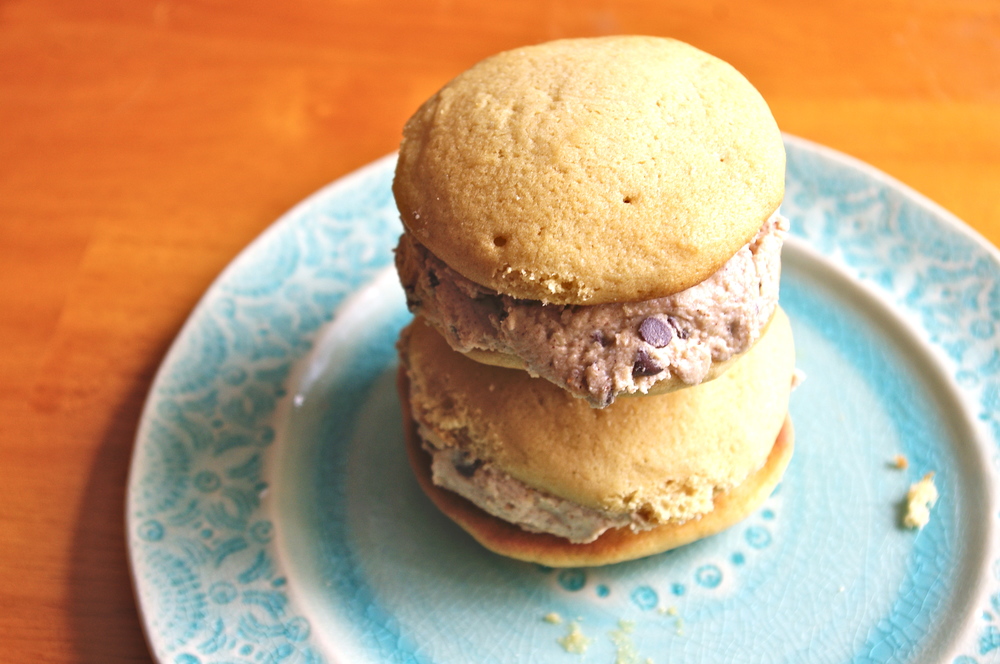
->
xmin=393 ymin=36 xmax=785 ymax=305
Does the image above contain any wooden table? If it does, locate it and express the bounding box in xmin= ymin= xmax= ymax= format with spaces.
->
xmin=2 ymin=1 xmax=998 ymax=661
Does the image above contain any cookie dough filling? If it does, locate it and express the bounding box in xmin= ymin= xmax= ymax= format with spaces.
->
xmin=397 ymin=213 xmax=788 ymax=407
xmin=418 ymin=425 xmax=722 ymax=543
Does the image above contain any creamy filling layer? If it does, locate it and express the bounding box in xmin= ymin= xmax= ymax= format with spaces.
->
xmin=419 ymin=425 xmax=650 ymax=543
xmin=396 ymin=213 xmax=788 ymax=407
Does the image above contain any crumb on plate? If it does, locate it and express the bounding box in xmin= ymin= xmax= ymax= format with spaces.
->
xmin=610 ymin=620 xmax=639 ymax=664
xmin=903 ymin=472 xmax=938 ymax=529
xmin=558 ymin=622 xmax=592 ymax=654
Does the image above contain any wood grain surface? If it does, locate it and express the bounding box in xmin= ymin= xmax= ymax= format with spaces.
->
xmin=1 ymin=1 xmax=998 ymax=661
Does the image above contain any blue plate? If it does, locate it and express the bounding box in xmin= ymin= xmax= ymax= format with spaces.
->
xmin=127 ymin=136 xmax=1000 ymax=664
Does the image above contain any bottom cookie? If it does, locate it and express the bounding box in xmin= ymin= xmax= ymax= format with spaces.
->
xmin=399 ymin=366 xmax=794 ymax=568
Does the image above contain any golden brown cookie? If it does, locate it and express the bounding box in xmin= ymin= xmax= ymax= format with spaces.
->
xmin=396 ymin=308 xmax=795 ymax=563
xmin=399 ymin=375 xmax=794 ymax=568
xmin=400 ymin=309 xmax=793 ymax=517
xmin=393 ymin=36 xmax=785 ymax=305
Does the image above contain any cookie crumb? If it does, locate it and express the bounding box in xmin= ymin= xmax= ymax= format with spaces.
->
xmin=903 ymin=472 xmax=938 ymax=529
xmin=558 ymin=622 xmax=592 ymax=654
xmin=610 ymin=620 xmax=639 ymax=664
xmin=543 ymin=612 xmax=562 ymax=624
xmin=892 ymin=454 xmax=909 ymax=470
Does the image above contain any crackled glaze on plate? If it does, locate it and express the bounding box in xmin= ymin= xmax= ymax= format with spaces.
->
xmin=127 ymin=137 xmax=1000 ymax=664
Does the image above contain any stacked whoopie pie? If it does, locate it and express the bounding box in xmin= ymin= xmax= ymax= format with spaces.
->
xmin=393 ymin=36 xmax=796 ymax=567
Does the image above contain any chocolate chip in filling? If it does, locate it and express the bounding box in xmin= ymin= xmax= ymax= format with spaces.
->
xmin=590 ymin=329 xmax=614 ymax=347
xmin=632 ymin=348 xmax=663 ymax=377
xmin=639 ymin=316 xmax=673 ymax=348
xmin=452 ymin=450 xmax=484 ymax=478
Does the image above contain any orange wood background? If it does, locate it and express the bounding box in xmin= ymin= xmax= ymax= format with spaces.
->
xmin=1 ymin=1 xmax=998 ymax=661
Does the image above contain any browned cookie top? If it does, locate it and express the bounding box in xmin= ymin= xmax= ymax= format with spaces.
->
xmin=393 ymin=36 xmax=785 ymax=305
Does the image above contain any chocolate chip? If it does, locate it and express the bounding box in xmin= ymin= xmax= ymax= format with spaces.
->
xmin=590 ymin=330 xmax=614 ymax=347
xmin=632 ymin=348 xmax=663 ymax=376
xmin=476 ymin=293 xmax=507 ymax=325
xmin=639 ymin=317 xmax=673 ymax=348
xmin=669 ymin=317 xmax=689 ymax=339
xmin=427 ymin=269 xmax=440 ymax=288
xmin=454 ymin=456 xmax=483 ymax=478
